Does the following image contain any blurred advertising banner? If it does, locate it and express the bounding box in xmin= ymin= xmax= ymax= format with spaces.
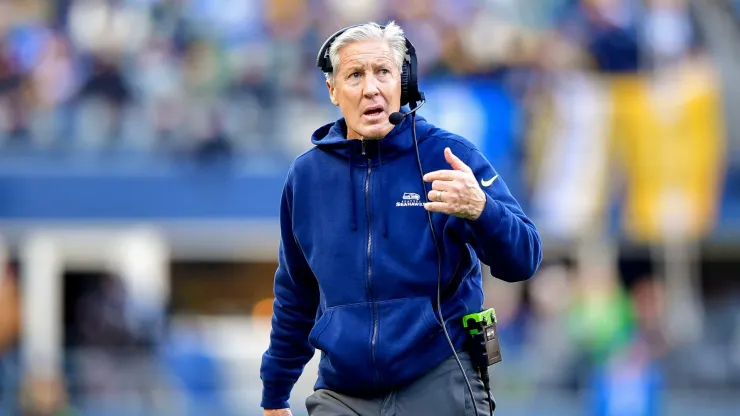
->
xmin=527 ymin=71 xmax=613 ymax=240
xmin=611 ymin=59 xmax=726 ymax=242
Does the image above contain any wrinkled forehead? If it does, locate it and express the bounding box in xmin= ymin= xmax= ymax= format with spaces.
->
xmin=337 ymin=40 xmax=395 ymax=72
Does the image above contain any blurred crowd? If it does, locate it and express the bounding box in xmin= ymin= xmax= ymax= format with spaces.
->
xmin=0 ymin=0 xmax=715 ymax=158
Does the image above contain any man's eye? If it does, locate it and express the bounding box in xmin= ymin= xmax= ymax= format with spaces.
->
xmin=380 ymin=69 xmax=390 ymax=75
xmin=349 ymin=72 xmax=361 ymax=78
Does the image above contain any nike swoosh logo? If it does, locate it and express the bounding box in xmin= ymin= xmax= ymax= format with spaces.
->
xmin=481 ymin=175 xmax=499 ymax=187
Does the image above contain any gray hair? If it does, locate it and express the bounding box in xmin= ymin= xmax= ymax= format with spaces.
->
xmin=324 ymin=21 xmax=407 ymax=85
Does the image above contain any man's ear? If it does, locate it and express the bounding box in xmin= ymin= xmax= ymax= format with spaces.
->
xmin=326 ymin=79 xmax=338 ymax=106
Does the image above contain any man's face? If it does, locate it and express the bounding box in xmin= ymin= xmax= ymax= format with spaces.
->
xmin=327 ymin=40 xmax=401 ymax=140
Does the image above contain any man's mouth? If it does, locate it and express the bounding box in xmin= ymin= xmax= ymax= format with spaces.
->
xmin=363 ymin=106 xmax=384 ymax=116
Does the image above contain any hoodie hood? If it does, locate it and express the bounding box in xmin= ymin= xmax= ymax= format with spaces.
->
xmin=310 ymin=112 xmax=426 ymax=160
xmin=309 ymin=113 xmax=430 ymax=237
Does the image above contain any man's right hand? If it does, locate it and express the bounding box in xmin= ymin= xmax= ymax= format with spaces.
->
xmin=264 ymin=409 xmax=292 ymax=416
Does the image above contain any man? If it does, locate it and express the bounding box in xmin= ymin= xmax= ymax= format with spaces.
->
xmin=261 ymin=21 xmax=542 ymax=416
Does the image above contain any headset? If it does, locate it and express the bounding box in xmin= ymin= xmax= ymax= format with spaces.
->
xmin=317 ymin=23 xmax=488 ymax=416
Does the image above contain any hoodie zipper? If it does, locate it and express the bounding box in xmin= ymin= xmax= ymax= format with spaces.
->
xmin=362 ymin=140 xmax=381 ymax=388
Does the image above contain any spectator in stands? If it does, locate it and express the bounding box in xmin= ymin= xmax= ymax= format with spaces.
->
xmin=0 ymin=36 xmax=28 ymax=143
xmin=74 ymin=56 xmax=132 ymax=146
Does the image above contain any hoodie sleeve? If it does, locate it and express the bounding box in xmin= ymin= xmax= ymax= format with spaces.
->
xmin=260 ymin=173 xmax=320 ymax=409
xmin=462 ymin=148 xmax=542 ymax=282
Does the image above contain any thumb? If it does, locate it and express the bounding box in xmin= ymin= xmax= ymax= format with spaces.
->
xmin=444 ymin=147 xmax=471 ymax=173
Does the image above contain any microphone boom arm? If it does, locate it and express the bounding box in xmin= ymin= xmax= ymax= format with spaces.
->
xmin=389 ymin=94 xmax=426 ymax=125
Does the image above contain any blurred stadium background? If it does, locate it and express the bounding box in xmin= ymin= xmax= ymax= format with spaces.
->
xmin=0 ymin=0 xmax=739 ymax=415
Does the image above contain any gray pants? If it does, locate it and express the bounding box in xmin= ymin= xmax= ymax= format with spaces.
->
xmin=305 ymin=352 xmax=493 ymax=416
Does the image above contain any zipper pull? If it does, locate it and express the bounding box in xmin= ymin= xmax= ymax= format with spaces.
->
xmin=361 ymin=140 xmax=366 ymax=156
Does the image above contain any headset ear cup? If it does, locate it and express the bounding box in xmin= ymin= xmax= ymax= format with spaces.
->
xmin=400 ymin=61 xmax=410 ymax=107
xmin=403 ymin=39 xmax=421 ymax=107
xmin=406 ymin=56 xmax=419 ymax=104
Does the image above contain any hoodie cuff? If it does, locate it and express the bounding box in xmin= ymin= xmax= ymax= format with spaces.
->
xmin=261 ymin=381 xmax=293 ymax=410
xmin=467 ymin=193 xmax=503 ymax=233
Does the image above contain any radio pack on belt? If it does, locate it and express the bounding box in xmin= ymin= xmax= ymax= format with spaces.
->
xmin=462 ymin=308 xmax=501 ymax=415
xmin=463 ymin=308 xmax=502 ymax=367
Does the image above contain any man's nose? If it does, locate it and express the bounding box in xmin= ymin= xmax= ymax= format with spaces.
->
xmin=363 ymin=75 xmax=379 ymax=97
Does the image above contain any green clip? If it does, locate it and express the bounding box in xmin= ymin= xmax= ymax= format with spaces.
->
xmin=462 ymin=308 xmax=497 ymax=335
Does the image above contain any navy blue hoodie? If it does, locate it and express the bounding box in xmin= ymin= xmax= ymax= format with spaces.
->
xmin=260 ymin=114 xmax=542 ymax=409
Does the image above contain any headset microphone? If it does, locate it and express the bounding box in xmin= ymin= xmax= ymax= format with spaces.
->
xmin=389 ymin=94 xmax=426 ymax=125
